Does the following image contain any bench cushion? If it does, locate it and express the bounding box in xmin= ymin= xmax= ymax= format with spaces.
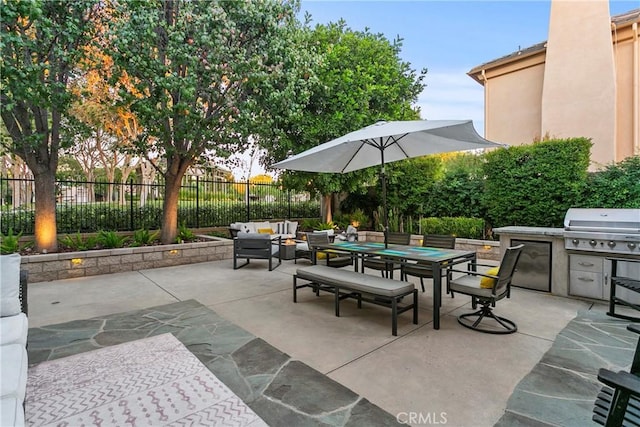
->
xmin=296 ymin=265 xmax=414 ymax=297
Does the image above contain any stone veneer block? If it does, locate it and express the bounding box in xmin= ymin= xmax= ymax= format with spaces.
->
xmin=120 ymin=254 xmax=143 ymax=264
xmin=143 ymin=252 xmax=163 ymax=261
xmin=42 ymin=260 xmax=69 ymax=272
xmin=182 ymin=248 xmax=200 ymax=258
xmin=73 ymin=258 xmax=97 ymax=268
xmin=98 ymin=256 xmax=121 ymax=266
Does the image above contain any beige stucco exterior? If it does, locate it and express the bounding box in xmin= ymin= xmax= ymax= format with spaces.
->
xmin=469 ymin=1 xmax=640 ymax=170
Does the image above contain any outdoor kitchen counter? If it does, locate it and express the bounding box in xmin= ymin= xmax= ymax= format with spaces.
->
xmin=493 ymin=226 xmax=564 ymax=237
xmin=494 ymin=226 xmax=569 ymax=297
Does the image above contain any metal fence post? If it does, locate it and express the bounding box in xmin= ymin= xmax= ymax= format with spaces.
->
xmin=245 ymin=180 xmax=250 ymax=222
xmin=196 ymin=176 xmax=200 ymax=228
xmin=130 ymin=178 xmax=134 ymax=231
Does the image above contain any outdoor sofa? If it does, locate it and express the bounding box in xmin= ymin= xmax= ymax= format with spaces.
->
xmin=229 ymin=220 xmax=298 ymax=240
xmin=1 ymin=253 xmax=28 ymax=427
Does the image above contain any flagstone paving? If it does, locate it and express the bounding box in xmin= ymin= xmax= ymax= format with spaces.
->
xmin=27 ymin=299 xmax=399 ymax=427
xmin=495 ymin=310 xmax=637 ymax=426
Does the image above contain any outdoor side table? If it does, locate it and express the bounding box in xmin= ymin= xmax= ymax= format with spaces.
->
xmin=280 ymin=242 xmax=297 ymax=260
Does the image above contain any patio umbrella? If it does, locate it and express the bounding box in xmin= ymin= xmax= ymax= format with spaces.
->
xmin=271 ymin=119 xmax=504 ymax=246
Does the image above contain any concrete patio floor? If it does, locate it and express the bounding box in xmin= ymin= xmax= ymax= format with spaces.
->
xmin=26 ymin=257 xmax=631 ymax=426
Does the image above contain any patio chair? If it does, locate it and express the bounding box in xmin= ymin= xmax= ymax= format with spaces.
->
xmin=362 ymin=232 xmax=411 ymax=279
xmin=448 ymin=244 xmax=524 ymax=334
xmin=593 ymin=324 xmax=640 ymax=426
xmin=402 ymin=234 xmax=456 ymax=293
xmin=304 ymin=232 xmax=354 ymax=268
xmin=233 ymin=233 xmax=281 ymax=271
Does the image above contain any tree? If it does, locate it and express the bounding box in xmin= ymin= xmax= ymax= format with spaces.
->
xmin=1 ymin=0 xmax=101 ymax=252
xmin=264 ymin=20 xmax=427 ymax=222
xmin=386 ymin=156 xmax=443 ymax=217
xmin=108 ymin=0 xmax=316 ymax=244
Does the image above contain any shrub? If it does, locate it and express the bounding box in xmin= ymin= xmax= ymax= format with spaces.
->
xmin=96 ymin=230 xmax=129 ymax=249
xmin=176 ymin=223 xmax=196 ymax=243
xmin=0 ymin=228 xmax=31 ymax=254
xmin=483 ymin=138 xmax=591 ymax=228
xmin=419 ymin=217 xmax=486 ymax=240
xmin=582 ymin=156 xmax=640 ymax=208
xmin=131 ymin=229 xmax=159 ymax=247
xmin=59 ymin=233 xmax=98 ymax=251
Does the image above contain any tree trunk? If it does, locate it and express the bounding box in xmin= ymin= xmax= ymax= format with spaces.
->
xmin=160 ymin=154 xmax=193 ymax=243
xmin=322 ymin=194 xmax=333 ymax=223
xmin=33 ymin=169 xmax=58 ymax=253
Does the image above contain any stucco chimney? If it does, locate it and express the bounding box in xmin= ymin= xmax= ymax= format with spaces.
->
xmin=541 ymin=0 xmax=616 ymax=169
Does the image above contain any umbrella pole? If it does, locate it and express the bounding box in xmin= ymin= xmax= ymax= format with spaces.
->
xmin=380 ymin=149 xmax=388 ymax=248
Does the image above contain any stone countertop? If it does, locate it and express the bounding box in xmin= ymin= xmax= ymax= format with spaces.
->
xmin=493 ymin=226 xmax=565 ymax=237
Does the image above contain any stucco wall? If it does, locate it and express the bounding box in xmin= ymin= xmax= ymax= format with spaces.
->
xmin=486 ymin=63 xmax=544 ymax=144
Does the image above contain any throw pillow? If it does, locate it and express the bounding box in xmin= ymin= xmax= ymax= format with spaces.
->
xmin=479 ymin=267 xmax=500 ymax=289
xmin=257 ymin=228 xmax=273 ymax=234
xmin=0 ymin=254 xmax=22 ymax=317
xmin=285 ymin=220 xmax=298 ymax=236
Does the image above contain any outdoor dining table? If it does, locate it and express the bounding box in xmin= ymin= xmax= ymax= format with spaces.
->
xmin=312 ymin=241 xmax=477 ymax=329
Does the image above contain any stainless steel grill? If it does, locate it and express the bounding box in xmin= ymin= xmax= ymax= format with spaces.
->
xmin=564 ymin=208 xmax=640 ymax=302
xmin=564 ymin=208 xmax=640 ymax=256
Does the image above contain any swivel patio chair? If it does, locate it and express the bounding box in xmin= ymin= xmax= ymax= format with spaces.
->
xmin=402 ymin=234 xmax=456 ymax=293
xmin=362 ymin=232 xmax=411 ymax=279
xmin=233 ymin=233 xmax=281 ymax=271
xmin=448 ymin=244 xmax=524 ymax=334
xmin=304 ymin=232 xmax=354 ymax=268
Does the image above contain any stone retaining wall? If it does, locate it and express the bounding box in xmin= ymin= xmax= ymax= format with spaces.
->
xmin=20 ymin=233 xmax=500 ymax=282
xmin=21 ymin=238 xmax=234 ymax=283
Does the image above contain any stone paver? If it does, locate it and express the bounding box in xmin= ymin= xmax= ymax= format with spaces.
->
xmin=495 ymin=310 xmax=636 ymax=426
xmin=27 ymin=299 xmax=399 ymax=427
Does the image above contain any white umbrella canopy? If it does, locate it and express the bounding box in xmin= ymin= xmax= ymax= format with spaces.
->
xmin=271 ymin=120 xmax=502 ymax=173
xmin=271 ymin=119 xmax=504 ymax=246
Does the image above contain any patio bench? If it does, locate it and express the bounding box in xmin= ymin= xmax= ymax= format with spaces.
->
xmin=593 ymin=324 xmax=640 ymax=426
xmin=293 ymin=265 xmax=418 ymax=336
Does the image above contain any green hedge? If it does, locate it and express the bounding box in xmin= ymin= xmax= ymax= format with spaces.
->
xmin=582 ymin=156 xmax=640 ymax=208
xmin=419 ymin=217 xmax=486 ymax=240
xmin=483 ymin=138 xmax=591 ymax=228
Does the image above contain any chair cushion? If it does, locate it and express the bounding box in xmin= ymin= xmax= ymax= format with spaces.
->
xmin=480 ymin=267 xmax=500 ymax=289
xmin=0 ymin=313 xmax=28 ymax=346
xmin=0 ymin=254 xmax=21 ymax=317
xmin=0 ymin=344 xmax=27 ymax=400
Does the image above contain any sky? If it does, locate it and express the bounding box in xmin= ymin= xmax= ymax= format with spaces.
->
xmin=231 ymin=0 xmax=639 ymax=179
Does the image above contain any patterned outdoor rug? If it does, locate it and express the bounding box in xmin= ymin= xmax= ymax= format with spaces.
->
xmin=25 ymin=333 xmax=267 ymax=426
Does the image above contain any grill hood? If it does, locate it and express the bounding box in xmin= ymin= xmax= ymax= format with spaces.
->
xmin=564 ymin=208 xmax=640 ymax=234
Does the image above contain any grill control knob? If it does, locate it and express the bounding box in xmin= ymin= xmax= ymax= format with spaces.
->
xmin=589 ymin=240 xmax=597 ymax=247
xmin=572 ymin=239 xmax=579 ymax=245
xmin=629 ymin=243 xmax=637 ymax=250
xmin=607 ymin=241 xmax=616 ymax=248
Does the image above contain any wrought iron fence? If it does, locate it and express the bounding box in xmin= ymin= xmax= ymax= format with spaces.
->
xmin=0 ymin=176 xmax=320 ymax=235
